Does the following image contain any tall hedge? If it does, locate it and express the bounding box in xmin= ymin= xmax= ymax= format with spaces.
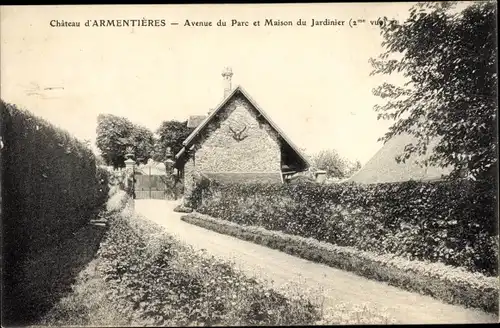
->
xmin=1 ymin=101 xmax=105 ymax=271
xmin=194 ymin=179 xmax=498 ymax=276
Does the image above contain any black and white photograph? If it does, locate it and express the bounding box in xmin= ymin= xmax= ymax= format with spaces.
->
xmin=1 ymin=2 xmax=498 ymax=326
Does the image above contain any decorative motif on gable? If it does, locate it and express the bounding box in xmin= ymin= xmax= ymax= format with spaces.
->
xmin=227 ymin=119 xmax=249 ymax=141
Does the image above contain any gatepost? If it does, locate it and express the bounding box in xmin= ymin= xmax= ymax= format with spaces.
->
xmin=164 ymin=147 xmax=175 ymax=200
xmin=124 ymin=146 xmax=136 ymax=209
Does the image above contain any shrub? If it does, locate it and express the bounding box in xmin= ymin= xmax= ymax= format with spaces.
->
xmin=106 ymin=190 xmax=129 ymax=213
xmin=95 ymin=166 xmax=110 ymax=210
xmin=170 ymin=178 xmax=185 ymax=200
xmin=182 ymin=212 xmax=499 ymax=314
xmin=173 ymin=204 xmax=193 ymax=213
xmin=192 ymin=179 xmax=498 ymax=276
xmin=108 ymin=185 xmax=121 ymax=198
xmin=108 ymin=169 xmax=127 ymax=188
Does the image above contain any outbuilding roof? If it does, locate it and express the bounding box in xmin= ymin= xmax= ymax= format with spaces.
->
xmin=347 ymin=133 xmax=453 ymax=184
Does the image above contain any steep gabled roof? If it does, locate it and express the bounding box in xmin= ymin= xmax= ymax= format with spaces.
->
xmin=175 ymin=85 xmax=310 ymax=168
xmin=348 ymin=132 xmax=453 ymax=184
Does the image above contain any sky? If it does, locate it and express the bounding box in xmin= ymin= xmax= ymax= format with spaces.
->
xmin=1 ymin=3 xmax=421 ymax=164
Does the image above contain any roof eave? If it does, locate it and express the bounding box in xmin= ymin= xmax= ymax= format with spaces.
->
xmin=179 ymin=85 xmax=311 ymax=170
xmin=237 ymin=86 xmax=311 ymax=169
xmin=182 ymin=86 xmax=242 ymax=147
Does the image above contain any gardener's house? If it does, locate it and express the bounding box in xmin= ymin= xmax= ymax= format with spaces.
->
xmin=174 ymin=68 xmax=310 ymax=201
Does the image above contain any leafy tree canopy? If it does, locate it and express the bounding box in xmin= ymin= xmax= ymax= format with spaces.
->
xmin=96 ymin=114 xmax=155 ymax=168
xmin=370 ymin=1 xmax=497 ymax=181
xmin=153 ymin=120 xmax=194 ymax=162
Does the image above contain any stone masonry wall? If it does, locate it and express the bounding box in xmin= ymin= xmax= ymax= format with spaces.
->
xmin=195 ymin=94 xmax=281 ymax=173
xmin=183 ymin=93 xmax=282 ymax=205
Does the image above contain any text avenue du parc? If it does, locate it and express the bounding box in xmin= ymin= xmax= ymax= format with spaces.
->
xmin=184 ymin=18 xmax=346 ymax=27
xmin=50 ymin=18 xmax=347 ymax=28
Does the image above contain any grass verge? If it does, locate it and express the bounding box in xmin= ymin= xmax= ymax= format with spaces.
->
xmin=181 ymin=212 xmax=499 ymax=314
xmin=38 ymin=258 xmax=130 ymax=327
xmin=3 ymin=214 xmax=109 ymax=326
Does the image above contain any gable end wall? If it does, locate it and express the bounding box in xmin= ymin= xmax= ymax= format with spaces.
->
xmin=183 ymin=94 xmax=282 ymax=203
xmin=195 ymin=94 xmax=281 ymax=172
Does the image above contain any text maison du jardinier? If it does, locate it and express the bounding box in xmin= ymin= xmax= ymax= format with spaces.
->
xmin=49 ymin=17 xmax=396 ymax=29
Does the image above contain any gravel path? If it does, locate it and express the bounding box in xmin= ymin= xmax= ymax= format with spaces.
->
xmin=135 ymin=199 xmax=498 ymax=325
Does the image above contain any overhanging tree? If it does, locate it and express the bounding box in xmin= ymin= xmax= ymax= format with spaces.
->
xmin=153 ymin=120 xmax=194 ymax=162
xmin=370 ymin=1 xmax=497 ymax=181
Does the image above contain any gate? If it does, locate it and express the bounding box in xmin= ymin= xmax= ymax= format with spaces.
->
xmin=134 ymin=172 xmax=168 ymax=200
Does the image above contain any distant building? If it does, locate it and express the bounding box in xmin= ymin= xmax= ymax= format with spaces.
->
xmin=174 ymin=67 xmax=310 ymax=201
xmin=348 ymin=133 xmax=453 ymax=184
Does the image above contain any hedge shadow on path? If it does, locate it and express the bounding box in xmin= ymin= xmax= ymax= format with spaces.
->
xmin=2 ymin=223 xmax=108 ymax=326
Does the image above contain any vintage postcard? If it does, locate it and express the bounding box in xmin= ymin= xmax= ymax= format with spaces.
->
xmin=1 ymin=2 xmax=498 ymax=326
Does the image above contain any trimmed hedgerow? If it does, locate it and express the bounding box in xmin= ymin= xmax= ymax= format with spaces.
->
xmin=1 ymin=100 xmax=106 ymax=322
xmin=182 ymin=212 xmax=499 ymax=314
xmin=193 ymin=179 xmax=498 ymax=276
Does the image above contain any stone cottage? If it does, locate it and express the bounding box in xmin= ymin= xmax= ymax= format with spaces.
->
xmin=174 ymin=67 xmax=310 ymax=201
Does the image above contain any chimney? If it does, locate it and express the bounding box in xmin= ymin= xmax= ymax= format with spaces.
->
xmin=221 ymin=67 xmax=233 ymax=99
